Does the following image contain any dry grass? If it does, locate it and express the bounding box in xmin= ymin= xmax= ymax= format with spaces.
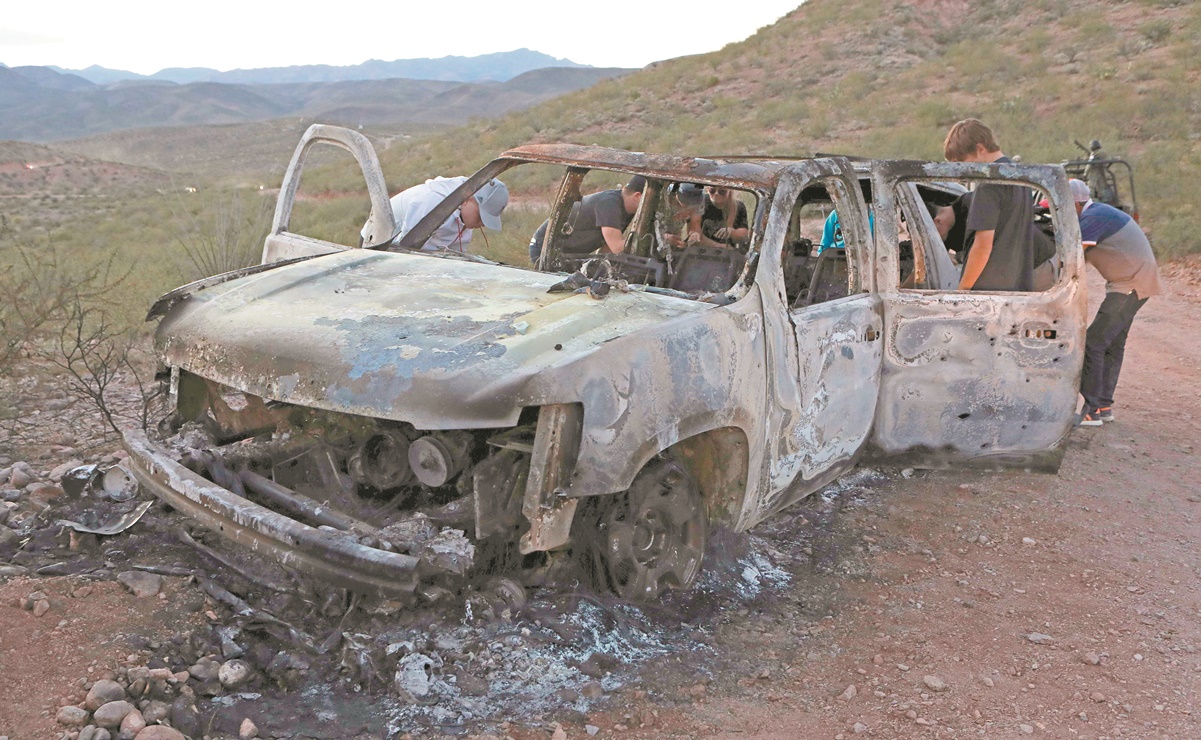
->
xmin=4 ymin=0 xmax=1198 ymax=339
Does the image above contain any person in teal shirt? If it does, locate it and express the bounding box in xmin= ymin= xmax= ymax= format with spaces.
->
xmin=819 ymin=209 xmax=874 ymax=253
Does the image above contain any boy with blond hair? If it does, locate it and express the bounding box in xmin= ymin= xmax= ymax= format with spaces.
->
xmin=943 ymin=119 xmax=1035 ymax=292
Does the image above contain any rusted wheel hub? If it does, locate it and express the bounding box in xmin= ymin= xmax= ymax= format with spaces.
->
xmin=585 ymin=459 xmax=707 ymax=600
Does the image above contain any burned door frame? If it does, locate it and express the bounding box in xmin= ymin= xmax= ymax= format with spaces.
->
xmin=868 ymin=161 xmax=1087 ymax=470
xmin=264 ymin=124 xmax=396 ymax=264
xmin=750 ymin=158 xmax=884 ymax=527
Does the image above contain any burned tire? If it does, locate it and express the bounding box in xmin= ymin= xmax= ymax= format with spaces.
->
xmin=575 ymin=458 xmax=707 ymax=600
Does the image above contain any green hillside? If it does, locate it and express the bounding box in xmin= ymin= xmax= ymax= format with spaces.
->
xmin=362 ymin=0 xmax=1199 ymax=257
xmin=5 ymin=0 xmax=1198 ymax=343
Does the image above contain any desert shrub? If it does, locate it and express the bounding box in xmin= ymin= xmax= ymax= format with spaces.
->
xmin=1139 ymin=19 xmax=1173 ymax=43
xmin=170 ymin=188 xmax=274 ymax=280
xmin=0 ymin=221 xmax=128 ymax=376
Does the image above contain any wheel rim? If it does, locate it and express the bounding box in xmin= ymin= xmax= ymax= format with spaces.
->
xmin=595 ymin=460 xmax=707 ymax=600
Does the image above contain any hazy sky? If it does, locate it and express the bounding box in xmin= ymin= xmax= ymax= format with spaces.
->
xmin=1 ymin=1 xmax=802 ymax=73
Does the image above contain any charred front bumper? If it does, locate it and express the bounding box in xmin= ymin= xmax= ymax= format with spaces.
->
xmin=121 ymin=427 xmax=423 ymax=595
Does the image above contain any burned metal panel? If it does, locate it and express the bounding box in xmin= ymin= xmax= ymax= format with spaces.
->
xmin=519 ymin=403 xmax=583 ymax=553
xmin=156 ymin=249 xmax=713 ymax=430
xmin=867 ymin=160 xmax=1086 ymax=466
xmin=264 ymin=125 xmax=395 ymax=263
xmin=758 ymin=295 xmax=883 ymax=523
xmin=121 ymin=428 xmax=421 ymax=595
xmin=531 ymin=289 xmax=769 ymax=530
xmin=745 ymin=159 xmax=884 ymax=528
xmin=669 ymin=427 xmax=751 ymax=525
xmin=499 ymin=144 xmax=785 ymax=190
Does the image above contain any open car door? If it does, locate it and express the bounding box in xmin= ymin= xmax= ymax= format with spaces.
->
xmin=868 ymin=161 xmax=1086 ymax=471
xmin=752 ymin=158 xmax=884 ymax=524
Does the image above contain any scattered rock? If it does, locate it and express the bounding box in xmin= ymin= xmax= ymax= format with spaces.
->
xmin=981 ymin=676 xmax=995 ymax=688
xmin=1081 ymin=652 xmax=1102 ymax=666
xmin=838 ymin=684 xmax=858 ymax=701
xmin=218 ymin=659 xmax=254 ymax=689
xmin=550 ymin=723 xmax=567 ymax=740
xmin=49 ymin=459 xmax=84 ymax=481
xmin=581 ymin=681 xmax=605 ymax=700
xmin=853 ymin=722 xmax=868 ymax=734
xmin=586 ymin=726 xmax=600 ymax=736
xmin=87 ymin=680 xmax=127 ymax=711
xmin=135 ymin=727 xmax=187 ymax=740
xmin=239 ymin=717 xmax=259 ymax=740
xmin=922 ymin=675 xmax=948 ymax=692
xmin=1090 ymin=691 xmax=1107 ymax=703
xmin=188 ymin=659 xmax=220 ymax=682
xmin=8 ymin=468 xmax=33 ymax=489
xmin=169 ymin=696 xmax=200 ymax=738
xmin=33 ymin=597 xmax=51 ymax=617
xmin=93 ymin=700 xmax=135 ymax=728
xmin=0 ymin=527 xmax=21 ymax=554
xmin=1022 ymin=537 xmax=1037 ymax=546
xmin=455 ymin=672 xmax=489 ymax=697
xmin=1026 ymin=633 xmax=1054 ymax=645
xmin=1019 ymin=724 xmax=1034 ymax=734
xmin=119 ymin=708 xmax=147 ymax=738
xmin=142 ymin=700 xmax=170 ymax=724
xmin=27 ymin=482 xmax=65 ymax=504
xmin=116 ymin=571 xmax=163 ymax=598
xmin=55 ymin=706 xmax=90 ymax=727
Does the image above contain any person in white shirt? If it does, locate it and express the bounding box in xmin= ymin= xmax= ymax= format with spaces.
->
xmin=362 ymin=176 xmax=508 ymax=252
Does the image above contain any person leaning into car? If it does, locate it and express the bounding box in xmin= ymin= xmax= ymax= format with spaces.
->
xmin=694 ymin=185 xmax=750 ymax=251
xmin=943 ymin=119 xmax=1036 ymax=292
xmin=528 ymin=176 xmax=645 ymax=264
xmin=361 ymin=175 xmax=509 ymax=252
xmin=1068 ymin=178 xmax=1161 ymax=427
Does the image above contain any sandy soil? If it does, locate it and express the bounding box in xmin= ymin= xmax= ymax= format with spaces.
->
xmin=2 ymin=269 xmax=1199 ymax=740
xmin=565 ymin=271 xmax=1201 ymax=739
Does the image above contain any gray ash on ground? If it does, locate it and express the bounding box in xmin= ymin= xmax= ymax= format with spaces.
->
xmin=2 ymin=420 xmax=891 ymax=738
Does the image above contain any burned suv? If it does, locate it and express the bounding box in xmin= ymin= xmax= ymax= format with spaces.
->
xmin=123 ymin=125 xmax=1086 ymax=601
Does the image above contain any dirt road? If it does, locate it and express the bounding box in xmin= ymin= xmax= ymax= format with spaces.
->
xmin=3 ymin=268 xmax=1200 ymax=739
xmin=580 ymin=269 xmax=1201 ymax=739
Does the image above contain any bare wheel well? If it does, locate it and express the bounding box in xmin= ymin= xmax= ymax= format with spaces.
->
xmin=663 ymin=427 xmax=749 ymax=527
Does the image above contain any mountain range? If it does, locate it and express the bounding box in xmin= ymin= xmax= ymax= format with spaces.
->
xmin=0 ymin=53 xmax=631 ymax=142
xmin=45 ymin=49 xmax=588 ymax=86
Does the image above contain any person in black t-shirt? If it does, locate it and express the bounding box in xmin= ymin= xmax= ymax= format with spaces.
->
xmin=933 ymin=191 xmax=974 ymax=261
xmin=529 ymin=175 xmax=646 ymax=264
xmin=943 ymin=119 xmax=1035 ymax=292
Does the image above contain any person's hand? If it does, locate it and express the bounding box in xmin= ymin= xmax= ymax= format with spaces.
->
xmin=664 ymin=234 xmax=684 ymax=248
xmin=713 ymin=227 xmax=732 ymax=242
xmin=685 ymin=231 xmax=701 ymax=246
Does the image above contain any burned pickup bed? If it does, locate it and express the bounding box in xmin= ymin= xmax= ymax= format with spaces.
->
xmin=124 ymin=125 xmax=1087 ymax=601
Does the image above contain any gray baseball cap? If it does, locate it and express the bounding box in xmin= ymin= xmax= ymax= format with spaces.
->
xmin=673 ymin=182 xmax=705 ymax=211
xmin=474 ymin=178 xmax=509 ymax=231
xmin=1068 ymin=178 xmax=1091 ymax=203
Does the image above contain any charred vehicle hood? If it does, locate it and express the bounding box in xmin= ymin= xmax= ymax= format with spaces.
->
xmin=156 ymin=250 xmax=713 ymax=429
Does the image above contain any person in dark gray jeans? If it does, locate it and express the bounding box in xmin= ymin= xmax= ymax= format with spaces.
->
xmin=1069 ymin=179 xmax=1162 ymax=426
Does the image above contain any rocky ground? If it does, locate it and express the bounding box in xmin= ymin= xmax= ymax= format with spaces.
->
xmin=2 ymin=268 xmax=1201 ymax=740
